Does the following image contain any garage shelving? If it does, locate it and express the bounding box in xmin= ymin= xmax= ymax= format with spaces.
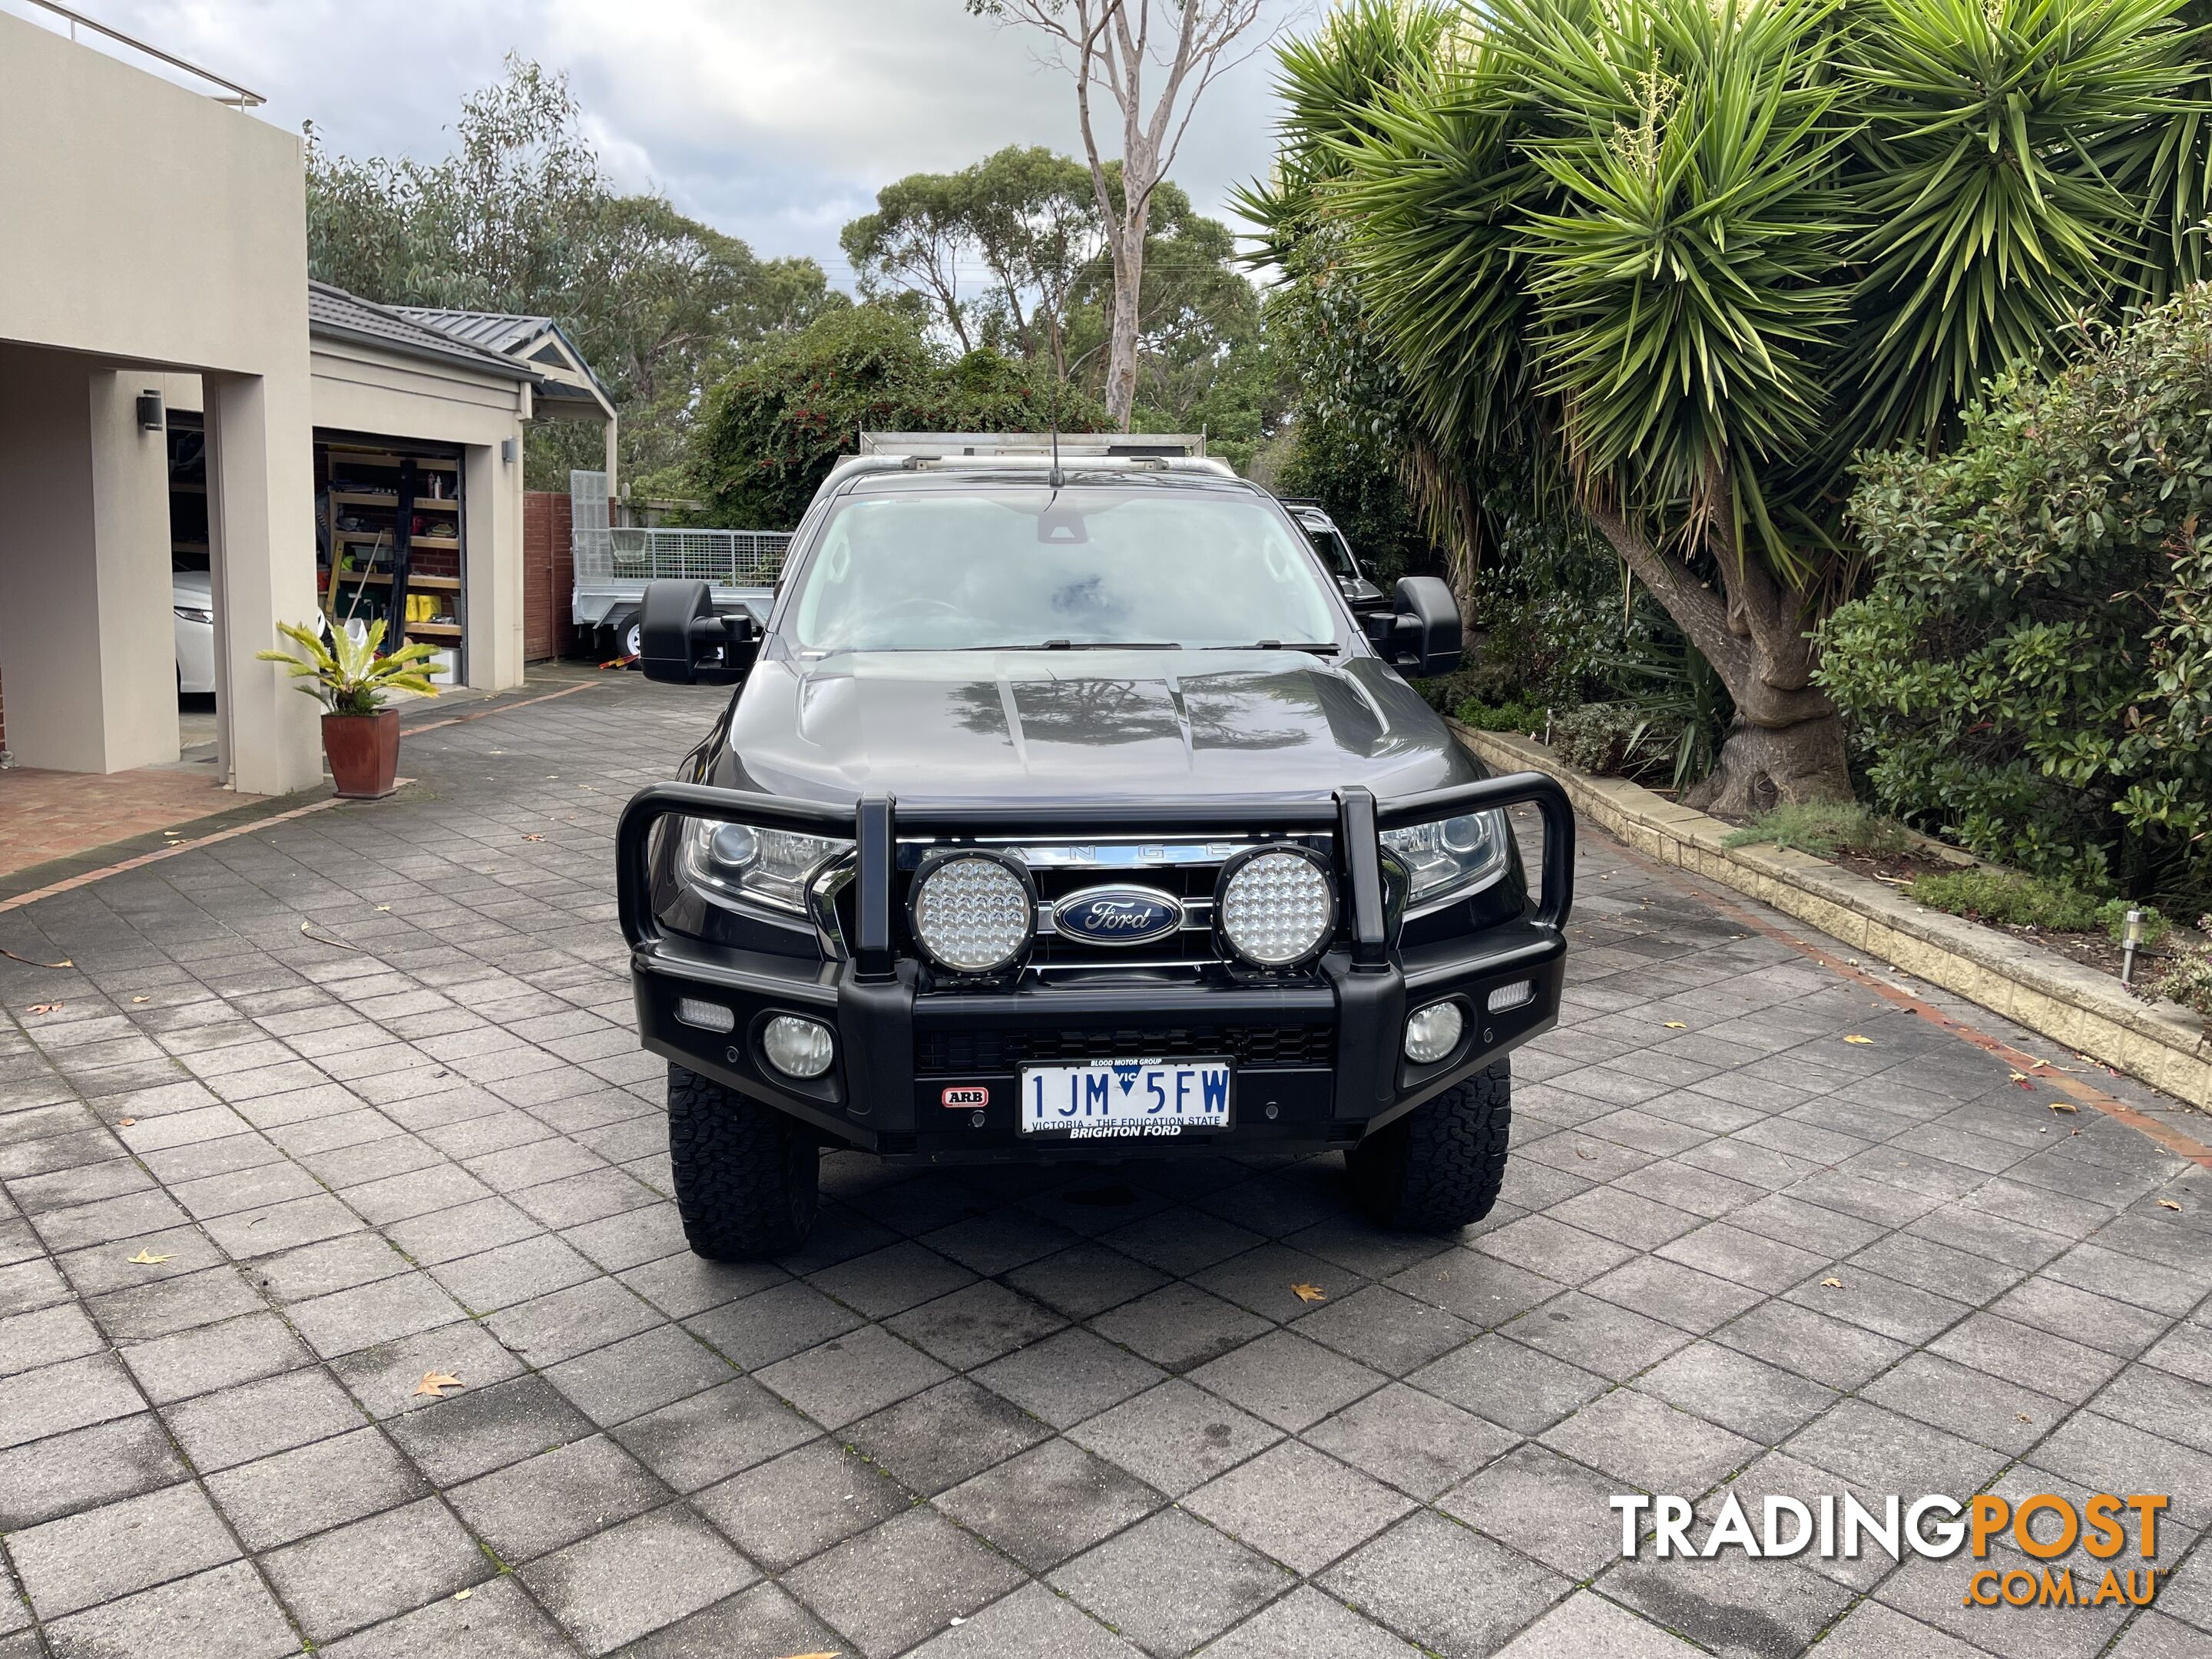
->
xmin=319 ymin=443 xmax=465 ymax=684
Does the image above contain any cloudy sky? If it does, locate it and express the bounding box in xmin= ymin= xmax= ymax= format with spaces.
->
xmin=10 ymin=0 xmax=1311 ymax=283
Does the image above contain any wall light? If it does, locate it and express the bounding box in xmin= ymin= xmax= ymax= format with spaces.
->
xmin=500 ymin=437 xmax=518 ymax=465
xmin=136 ymin=390 xmax=164 ymax=432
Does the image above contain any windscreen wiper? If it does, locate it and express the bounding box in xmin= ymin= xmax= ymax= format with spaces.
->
xmin=1209 ymin=641 xmax=1340 ymax=655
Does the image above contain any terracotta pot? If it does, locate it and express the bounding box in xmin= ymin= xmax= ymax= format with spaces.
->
xmin=322 ymin=710 xmax=399 ymax=799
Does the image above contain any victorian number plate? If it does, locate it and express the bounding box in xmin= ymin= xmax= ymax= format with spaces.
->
xmin=1018 ymin=1058 xmax=1233 ymax=1139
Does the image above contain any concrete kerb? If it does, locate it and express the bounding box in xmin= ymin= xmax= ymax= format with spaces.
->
xmin=1452 ymin=720 xmax=2212 ymax=1114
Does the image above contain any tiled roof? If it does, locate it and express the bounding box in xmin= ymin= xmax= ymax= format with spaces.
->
xmin=307 ymin=283 xmax=537 ymax=382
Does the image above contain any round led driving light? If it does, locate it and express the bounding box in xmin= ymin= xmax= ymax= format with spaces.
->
xmin=911 ymin=853 xmax=1034 ymax=973
xmin=1402 ymin=998 xmax=1465 ymax=1064
xmin=1218 ymin=846 xmax=1333 ymax=968
xmin=762 ymin=1015 xmax=835 ymax=1079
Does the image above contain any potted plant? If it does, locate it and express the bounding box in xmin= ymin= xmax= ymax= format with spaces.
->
xmin=258 ymin=619 xmax=438 ymax=799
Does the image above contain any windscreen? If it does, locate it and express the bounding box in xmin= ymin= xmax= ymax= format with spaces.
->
xmin=789 ymin=488 xmax=1339 ymax=652
xmin=1301 ymin=524 xmax=1358 ymax=579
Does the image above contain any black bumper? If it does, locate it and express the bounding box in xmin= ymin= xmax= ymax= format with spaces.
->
xmin=617 ymin=778 xmax=1574 ymax=1162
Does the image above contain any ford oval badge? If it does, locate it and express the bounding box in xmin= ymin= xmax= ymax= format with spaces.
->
xmin=1054 ymin=885 xmax=1185 ymax=947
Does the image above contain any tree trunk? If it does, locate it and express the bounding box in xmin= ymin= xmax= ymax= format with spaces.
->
xmin=1104 ymin=210 xmax=1145 ymax=429
xmin=1581 ymin=501 xmax=1852 ymax=813
xmin=1694 ymin=713 xmax=1851 ymax=816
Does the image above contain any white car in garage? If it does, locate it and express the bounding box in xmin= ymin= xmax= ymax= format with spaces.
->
xmin=174 ymin=569 xmax=214 ymax=695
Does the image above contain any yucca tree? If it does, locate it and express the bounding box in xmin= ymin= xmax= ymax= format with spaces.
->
xmin=1252 ymin=0 xmax=2204 ymax=809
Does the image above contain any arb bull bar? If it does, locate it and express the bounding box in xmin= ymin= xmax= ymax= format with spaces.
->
xmin=617 ymin=774 xmax=1575 ymax=1157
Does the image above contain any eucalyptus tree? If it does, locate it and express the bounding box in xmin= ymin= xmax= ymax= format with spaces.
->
xmin=1251 ymin=0 xmax=2207 ymax=810
xmin=969 ymin=0 xmax=1272 ymax=429
xmin=842 ymin=147 xmax=1108 ymax=373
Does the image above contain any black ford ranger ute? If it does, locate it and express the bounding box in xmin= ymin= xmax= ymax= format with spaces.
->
xmin=615 ymin=455 xmax=1573 ymax=1260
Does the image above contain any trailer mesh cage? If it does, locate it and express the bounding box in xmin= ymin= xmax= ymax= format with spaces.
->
xmin=570 ymin=470 xmax=792 ymax=591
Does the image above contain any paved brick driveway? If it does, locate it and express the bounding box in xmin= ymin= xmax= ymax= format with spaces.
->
xmin=2 ymin=671 xmax=2209 ymax=1659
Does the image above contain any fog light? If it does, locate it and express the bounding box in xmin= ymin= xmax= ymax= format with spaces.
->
xmin=763 ymin=1015 xmax=834 ymax=1079
xmin=1487 ymin=979 xmax=1535 ymax=1014
xmin=675 ymin=997 xmax=734 ymax=1035
xmin=1403 ymin=999 xmax=1465 ymax=1064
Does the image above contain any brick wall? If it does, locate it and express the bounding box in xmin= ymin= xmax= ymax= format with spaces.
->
xmin=522 ymin=491 xmax=576 ymax=661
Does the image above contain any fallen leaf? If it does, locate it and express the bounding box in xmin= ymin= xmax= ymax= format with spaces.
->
xmin=412 ymin=1371 xmax=465 ymax=1399
xmin=1820 ymin=1277 xmax=1844 ymax=1289
xmin=2048 ymin=1101 xmax=2078 ymax=1114
xmin=1575 ymin=1146 xmax=1597 ymax=1161
xmin=522 ymin=833 xmax=545 ymax=843
xmin=127 ymin=1249 xmax=171 ymax=1265
xmin=453 ymin=1588 xmax=472 ymax=1602
xmin=118 ymin=1118 xmax=136 ymax=1128
xmin=774 ymin=1652 xmax=842 ymax=1659
xmin=2010 ymin=1073 xmax=2034 ymax=1090
xmin=0 ymin=949 xmax=73 ymax=969
xmin=375 ymin=905 xmax=391 ymax=912
xmin=2017 ymin=1412 xmax=2034 ymax=1423
xmin=27 ymin=1003 xmax=63 ymax=1015
xmin=1662 ymin=1022 xmax=1687 ymax=1029
xmin=1290 ymin=1283 xmax=1328 ymax=1303
xmin=2159 ymin=1200 xmax=2183 ymax=1212
xmin=1843 ymin=1035 xmax=1873 ymax=1045
xmin=131 ymin=996 xmax=149 ymax=1005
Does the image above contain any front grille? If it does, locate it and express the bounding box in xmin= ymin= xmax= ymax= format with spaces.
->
xmin=915 ymin=1022 xmax=1336 ymax=1074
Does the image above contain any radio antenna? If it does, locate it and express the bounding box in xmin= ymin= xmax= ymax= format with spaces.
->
xmin=1048 ymin=370 xmax=1065 ymax=490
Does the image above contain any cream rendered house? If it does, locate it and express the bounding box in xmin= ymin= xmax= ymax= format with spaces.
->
xmin=0 ymin=12 xmax=608 ymax=795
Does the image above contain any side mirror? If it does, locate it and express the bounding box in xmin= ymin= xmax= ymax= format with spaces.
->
xmin=639 ymin=579 xmax=759 ymax=686
xmin=1385 ymin=576 xmax=1462 ymax=678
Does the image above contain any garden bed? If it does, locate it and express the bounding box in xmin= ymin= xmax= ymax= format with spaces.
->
xmin=1452 ymin=719 xmax=2212 ymax=1112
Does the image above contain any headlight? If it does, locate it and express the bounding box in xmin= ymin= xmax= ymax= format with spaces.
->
xmin=174 ymin=606 xmax=214 ymax=625
xmin=1380 ymin=810 xmax=1510 ymax=912
xmin=910 ymin=852 xmax=1034 ymax=973
xmin=1218 ymin=846 xmax=1334 ymax=968
xmin=675 ymin=817 xmax=852 ymax=916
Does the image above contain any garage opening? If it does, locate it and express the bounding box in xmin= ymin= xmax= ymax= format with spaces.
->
xmin=315 ymin=432 xmax=469 ymax=687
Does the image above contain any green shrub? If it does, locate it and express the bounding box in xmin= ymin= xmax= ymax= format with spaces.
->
xmin=2143 ymin=918 xmax=2212 ymax=1022
xmin=1463 ymin=481 xmax=1628 ymax=708
xmin=1822 ymin=286 xmax=2212 ymax=909
xmin=1550 ymin=702 xmax=1684 ymax=782
xmin=1724 ymin=803 xmax=1916 ymax=860
xmin=2098 ymin=899 xmax=2168 ymax=947
xmin=1906 ymin=869 xmax=2107 ymax=932
xmin=1452 ymin=699 xmax=1547 ymax=734
xmin=689 ymin=306 xmax=1104 ymax=529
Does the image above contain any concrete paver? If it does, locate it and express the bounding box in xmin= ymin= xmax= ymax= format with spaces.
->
xmin=2 ymin=671 xmax=2209 ymax=1656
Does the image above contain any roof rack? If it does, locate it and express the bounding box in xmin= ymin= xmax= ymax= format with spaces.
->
xmin=858 ymin=432 xmax=1208 ymax=460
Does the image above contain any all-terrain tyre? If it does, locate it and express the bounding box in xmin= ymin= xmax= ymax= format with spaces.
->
xmin=1346 ymin=1060 xmax=1512 ymax=1231
xmin=668 ymin=1064 xmax=819 ymax=1260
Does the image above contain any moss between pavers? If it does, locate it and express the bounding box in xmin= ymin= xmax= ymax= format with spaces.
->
xmin=1452 ymin=720 xmax=2212 ymax=1113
